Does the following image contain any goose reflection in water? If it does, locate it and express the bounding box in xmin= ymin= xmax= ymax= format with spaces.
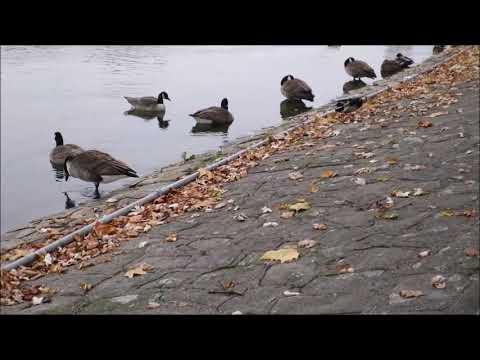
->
xmin=280 ymin=99 xmax=312 ymax=119
xmin=124 ymin=109 xmax=170 ymax=129
xmin=51 ymin=163 xmax=65 ymax=181
xmin=63 ymin=192 xmax=76 ymax=209
xmin=191 ymin=122 xmax=231 ymax=134
xmin=342 ymin=79 xmax=367 ymax=94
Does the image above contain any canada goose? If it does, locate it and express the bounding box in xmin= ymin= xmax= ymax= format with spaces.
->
xmin=335 ymin=97 xmax=365 ymax=113
xmin=342 ymin=79 xmax=367 ymax=94
xmin=124 ymin=91 xmax=170 ymax=112
xmin=158 ymin=118 xmax=170 ymax=129
xmin=280 ymin=75 xmax=315 ymax=102
xmin=64 ymin=150 xmax=139 ymax=199
xmin=280 ymin=99 xmax=311 ymax=119
xmin=344 ymin=58 xmax=377 ymax=81
xmin=189 ymin=98 xmax=234 ymax=125
xmin=49 ymin=132 xmax=84 ymax=168
xmin=381 ymin=53 xmax=414 ymax=78
xmin=433 ymin=45 xmax=446 ymax=54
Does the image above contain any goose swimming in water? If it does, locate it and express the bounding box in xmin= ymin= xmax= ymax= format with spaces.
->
xmin=49 ymin=132 xmax=84 ymax=168
xmin=64 ymin=150 xmax=139 ymax=199
xmin=280 ymin=75 xmax=315 ymax=102
xmin=124 ymin=91 xmax=170 ymax=112
xmin=189 ymin=98 xmax=234 ymax=125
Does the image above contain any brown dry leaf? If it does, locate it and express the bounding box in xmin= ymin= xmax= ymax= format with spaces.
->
xmin=147 ymin=302 xmax=161 ymax=309
xmin=197 ymin=167 xmax=214 ymax=180
xmin=320 ymin=169 xmax=337 ymax=179
xmin=94 ymin=223 xmax=117 ymax=237
xmin=85 ymin=239 xmax=99 ymax=250
xmin=391 ymin=190 xmax=411 ymax=198
xmin=431 ymin=275 xmax=446 ymax=289
xmin=376 ymin=211 xmax=398 ymax=220
xmin=2 ymin=248 xmax=30 ymax=262
xmin=417 ymin=119 xmax=433 ymax=128
xmin=309 ymin=181 xmax=319 ymax=193
xmin=260 ymin=248 xmax=299 ymax=264
xmin=124 ymin=263 xmax=153 ymax=279
xmin=288 ymin=171 xmax=304 ymax=181
xmin=166 ymin=233 xmax=177 ymax=242
xmin=456 ymin=209 xmax=476 ymax=218
xmin=336 ymin=264 xmax=354 ymax=274
xmin=298 ymin=239 xmax=317 ymax=249
xmin=221 ymin=280 xmax=235 ymax=290
xmin=313 ymin=223 xmax=327 ymax=230
xmin=464 ymin=247 xmax=479 ymax=257
xmin=399 ymin=290 xmax=424 ymax=299
xmin=280 ymin=211 xmax=295 ymax=219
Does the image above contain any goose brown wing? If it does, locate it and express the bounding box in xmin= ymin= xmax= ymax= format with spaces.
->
xmin=74 ymin=150 xmax=137 ymax=177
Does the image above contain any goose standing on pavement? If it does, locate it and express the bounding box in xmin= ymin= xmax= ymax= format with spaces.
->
xmin=344 ymin=58 xmax=377 ymax=81
xmin=280 ymin=75 xmax=315 ymax=102
xmin=64 ymin=150 xmax=139 ymax=199
xmin=381 ymin=53 xmax=414 ymax=78
xmin=49 ymin=132 xmax=84 ymax=168
xmin=189 ymin=98 xmax=234 ymax=125
xmin=124 ymin=91 xmax=171 ymax=112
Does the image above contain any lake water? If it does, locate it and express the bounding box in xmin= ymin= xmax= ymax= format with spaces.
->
xmin=1 ymin=45 xmax=434 ymax=232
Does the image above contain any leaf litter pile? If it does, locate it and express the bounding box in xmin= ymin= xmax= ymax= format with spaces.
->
xmin=1 ymin=46 xmax=479 ymax=306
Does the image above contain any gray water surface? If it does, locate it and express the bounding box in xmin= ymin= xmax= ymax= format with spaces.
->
xmin=1 ymin=45 xmax=433 ymax=232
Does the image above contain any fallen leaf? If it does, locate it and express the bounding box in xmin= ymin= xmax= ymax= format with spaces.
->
xmin=399 ymin=290 xmax=424 ymax=298
xmin=298 ymin=239 xmax=317 ymax=248
xmin=439 ymin=209 xmax=455 ymax=217
xmin=309 ymin=181 xmax=319 ymax=193
xmin=80 ymin=282 xmax=93 ymax=291
xmin=417 ymin=119 xmax=433 ymax=128
xmin=85 ymin=239 xmax=99 ymax=250
xmin=124 ymin=263 xmax=153 ymax=278
xmin=197 ymin=167 xmax=214 ymax=180
xmin=260 ymin=248 xmax=299 ymax=264
xmin=44 ymin=253 xmax=53 ymax=266
xmin=263 ymin=222 xmax=279 ymax=227
xmin=376 ymin=176 xmax=392 ymax=182
xmin=94 ymin=223 xmax=117 ymax=237
xmin=2 ymin=248 xmax=30 ymax=262
xmin=313 ymin=223 xmax=327 ymax=230
xmin=147 ymin=302 xmax=161 ymax=309
xmin=336 ymin=264 xmax=354 ymax=274
xmin=214 ymin=202 xmax=227 ymax=209
xmin=143 ymin=224 xmax=152 ymax=232
xmin=386 ymin=158 xmax=398 ymax=165
xmin=428 ymin=111 xmax=448 ymax=118
xmin=464 ymin=247 xmax=479 ymax=257
xmin=456 ymin=209 xmax=476 ymax=217
xmin=320 ymin=169 xmax=337 ymax=178
xmin=376 ymin=211 xmax=398 ymax=220
xmin=32 ymin=296 xmax=45 ymax=305
xmin=288 ymin=201 xmax=311 ymax=212
xmin=413 ymin=188 xmax=426 ymax=196
xmin=221 ymin=280 xmax=235 ymax=290
xmin=280 ymin=211 xmax=295 ymax=219
xmin=261 ymin=206 xmax=272 ymax=214
xmin=234 ymin=213 xmax=248 ymax=221
xmin=354 ymin=177 xmax=366 ymax=186
xmin=166 ymin=233 xmax=177 ymax=242
xmin=431 ymin=275 xmax=446 ymax=289
xmin=418 ymin=250 xmax=431 ymax=258
xmin=391 ymin=190 xmax=411 ymax=198
xmin=105 ymin=197 xmax=118 ymax=203
xmin=138 ymin=241 xmax=149 ymax=248
xmin=288 ymin=171 xmax=304 ymax=180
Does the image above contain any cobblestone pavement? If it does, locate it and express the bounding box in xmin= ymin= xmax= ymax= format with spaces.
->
xmin=1 ymin=46 xmax=479 ymax=314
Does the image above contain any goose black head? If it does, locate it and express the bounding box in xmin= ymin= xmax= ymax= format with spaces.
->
xmin=63 ymin=155 xmax=73 ymax=181
xmin=281 ymin=75 xmax=294 ymax=86
xmin=160 ymin=91 xmax=171 ymax=101
xmin=54 ymin=132 xmax=64 ymax=146
xmin=344 ymin=57 xmax=355 ymax=67
xmin=396 ymin=53 xmax=414 ymax=66
xmin=221 ymin=98 xmax=229 ymax=110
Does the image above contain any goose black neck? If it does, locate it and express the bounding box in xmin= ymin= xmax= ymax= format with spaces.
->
xmin=55 ymin=133 xmax=64 ymax=146
xmin=157 ymin=94 xmax=164 ymax=104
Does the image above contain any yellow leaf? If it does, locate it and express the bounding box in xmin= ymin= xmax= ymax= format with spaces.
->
xmin=260 ymin=248 xmax=299 ymax=263
xmin=440 ymin=209 xmax=454 ymax=217
xmin=197 ymin=168 xmax=214 ymax=180
xmin=399 ymin=290 xmax=424 ymax=298
xmin=309 ymin=181 xmax=319 ymax=193
xmin=80 ymin=283 xmax=93 ymax=291
xmin=313 ymin=223 xmax=327 ymax=230
xmin=288 ymin=201 xmax=311 ymax=212
xmin=124 ymin=263 xmax=152 ymax=279
xmin=166 ymin=233 xmax=177 ymax=242
xmin=320 ymin=169 xmax=337 ymax=178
